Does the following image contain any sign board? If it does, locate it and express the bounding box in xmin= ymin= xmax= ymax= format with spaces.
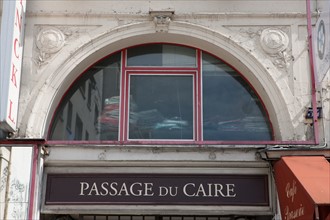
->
xmin=0 ymin=0 xmax=26 ymax=132
xmin=305 ymin=107 xmax=322 ymax=119
xmin=45 ymin=173 xmax=269 ymax=206
xmin=314 ymin=0 xmax=330 ymax=82
xmin=274 ymin=157 xmax=330 ymax=220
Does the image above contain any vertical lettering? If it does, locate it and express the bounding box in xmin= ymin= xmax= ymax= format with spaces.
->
xmin=8 ymin=100 xmax=16 ymax=124
xmin=11 ymin=63 xmax=18 ymax=87
xmin=15 ymin=6 xmax=22 ymax=33
xmin=13 ymin=38 xmax=20 ymax=59
xmin=1 ymin=0 xmax=25 ymax=130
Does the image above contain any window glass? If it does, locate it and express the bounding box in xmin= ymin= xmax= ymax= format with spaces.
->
xmin=49 ymin=44 xmax=273 ymax=142
xmin=49 ymin=52 xmax=121 ymax=140
xmin=74 ymin=114 xmax=83 ymax=140
xmin=202 ymin=53 xmax=272 ymax=140
xmin=66 ymin=101 xmax=73 ymax=132
xmin=127 ymin=44 xmax=196 ymax=67
xmin=128 ymin=75 xmax=194 ymax=140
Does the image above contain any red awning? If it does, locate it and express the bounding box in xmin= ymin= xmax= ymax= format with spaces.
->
xmin=274 ymin=156 xmax=330 ymax=220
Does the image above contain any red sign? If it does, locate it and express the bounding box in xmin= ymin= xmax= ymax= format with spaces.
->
xmin=275 ymin=177 xmax=315 ymax=220
xmin=274 ymin=157 xmax=330 ymax=220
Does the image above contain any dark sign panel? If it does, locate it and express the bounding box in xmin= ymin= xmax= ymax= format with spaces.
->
xmin=45 ymin=174 xmax=269 ymax=206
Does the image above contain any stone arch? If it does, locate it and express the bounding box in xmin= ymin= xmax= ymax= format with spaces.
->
xmin=24 ymin=21 xmax=293 ymax=140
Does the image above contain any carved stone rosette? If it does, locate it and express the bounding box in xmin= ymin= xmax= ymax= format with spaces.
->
xmin=260 ymin=28 xmax=289 ymax=54
xmin=35 ymin=27 xmax=65 ymax=65
xmin=260 ymin=28 xmax=292 ymax=69
xmin=227 ymin=26 xmax=292 ymax=70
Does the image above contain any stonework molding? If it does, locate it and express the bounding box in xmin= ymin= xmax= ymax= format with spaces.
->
xmin=226 ymin=26 xmax=293 ymax=70
xmin=260 ymin=28 xmax=289 ymax=54
xmin=8 ymin=179 xmax=26 ymax=220
xmin=0 ymin=166 xmax=8 ymax=192
xmin=36 ymin=27 xmax=65 ymax=54
xmin=153 ymin=15 xmax=171 ymax=32
xmin=34 ymin=25 xmax=100 ymax=66
xmin=35 ymin=27 xmax=65 ymax=65
xmin=260 ymin=28 xmax=292 ymax=69
xmin=150 ymin=10 xmax=174 ymax=33
xmin=25 ymin=22 xmax=293 ymax=140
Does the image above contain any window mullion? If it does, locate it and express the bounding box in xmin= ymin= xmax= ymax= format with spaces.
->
xmin=196 ymin=49 xmax=203 ymax=142
xmin=119 ymin=50 xmax=127 ymax=142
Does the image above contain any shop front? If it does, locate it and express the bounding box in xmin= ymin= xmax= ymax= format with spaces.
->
xmin=41 ymin=163 xmax=274 ymax=220
xmin=3 ymin=1 xmax=330 ymax=219
xmin=38 ymin=43 xmax=277 ymax=219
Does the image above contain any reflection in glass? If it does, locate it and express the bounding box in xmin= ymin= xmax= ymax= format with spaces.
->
xmin=129 ymin=75 xmax=194 ymax=140
xmin=49 ymin=44 xmax=273 ymax=142
xmin=202 ymin=53 xmax=272 ymax=140
xmin=127 ymin=44 xmax=196 ymax=67
xmin=49 ymin=52 xmax=121 ymax=140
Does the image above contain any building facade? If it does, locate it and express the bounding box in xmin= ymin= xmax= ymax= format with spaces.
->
xmin=0 ymin=1 xmax=330 ymax=220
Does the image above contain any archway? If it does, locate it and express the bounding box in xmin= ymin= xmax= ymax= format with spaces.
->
xmin=24 ymin=21 xmax=291 ymax=140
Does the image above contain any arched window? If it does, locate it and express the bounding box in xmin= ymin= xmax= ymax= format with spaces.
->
xmin=49 ymin=44 xmax=273 ymax=142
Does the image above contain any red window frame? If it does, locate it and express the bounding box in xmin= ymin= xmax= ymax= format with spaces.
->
xmin=119 ymin=49 xmax=202 ymax=143
xmin=47 ymin=44 xmax=274 ymax=145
